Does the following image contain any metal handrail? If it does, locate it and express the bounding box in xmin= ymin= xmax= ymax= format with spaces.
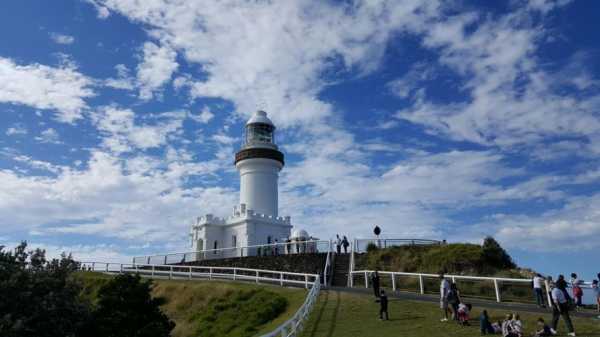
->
xmin=133 ymin=239 xmax=331 ymax=265
xmin=351 ymin=269 xmax=596 ymax=304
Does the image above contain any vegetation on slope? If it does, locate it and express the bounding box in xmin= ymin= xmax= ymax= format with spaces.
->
xmin=78 ymin=273 xmax=307 ymax=337
xmin=360 ymin=237 xmax=521 ymax=277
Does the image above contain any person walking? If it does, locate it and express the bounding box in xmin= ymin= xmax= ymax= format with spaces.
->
xmin=533 ymin=273 xmax=546 ymax=308
xmin=551 ymin=279 xmax=576 ymax=336
xmin=371 ymin=270 xmax=381 ymax=299
xmin=335 ymin=234 xmax=341 ymax=254
xmin=342 ymin=235 xmax=349 ymax=254
xmin=378 ymin=289 xmax=389 ymax=320
xmin=592 ymin=279 xmax=600 ymax=316
xmin=439 ymin=273 xmax=451 ymax=322
xmin=447 ymin=283 xmax=461 ymax=321
xmin=570 ymin=273 xmax=583 ymax=310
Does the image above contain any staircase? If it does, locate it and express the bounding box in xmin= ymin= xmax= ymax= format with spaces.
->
xmin=331 ymin=253 xmax=351 ymax=287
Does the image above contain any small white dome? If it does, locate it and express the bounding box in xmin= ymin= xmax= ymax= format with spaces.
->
xmin=246 ymin=110 xmax=274 ymax=127
xmin=291 ymin=229 xmax=309 ymax=240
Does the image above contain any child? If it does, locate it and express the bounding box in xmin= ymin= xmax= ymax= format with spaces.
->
xmin=457 ymin=302 xmax=472 ymax=325
xmin=534 ymin=318 xmax=554 ymax=337
xmin=510 ymin=314 xmax=523 ymax=337
xmin=479 ymin=310 xmax=495 ymax=334
xmin=502 ymin=313 xmax=517 ymax=337
xmin=492 ymin=321 xmax=502 ymax=334
xmin=378 ymin=289 xmax=389 ymax=321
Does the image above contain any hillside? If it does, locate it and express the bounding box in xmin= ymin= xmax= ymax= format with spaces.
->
xmin=75 ymin=272 xmax=306 ymax=337
xmin=357 ymin=237 xmax=527 ymax=277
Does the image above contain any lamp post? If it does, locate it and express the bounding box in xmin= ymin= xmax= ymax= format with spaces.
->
xmin=373 ymin=225 xmax=381 ymax=248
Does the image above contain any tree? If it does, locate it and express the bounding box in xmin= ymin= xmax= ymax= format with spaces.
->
xmin=481 ymin=236 xmax=516 ymax=270
xmin=87 ymin=274 xmax=175 ymax=337
xmin=0 ymin=242 xmax=89 ymax=337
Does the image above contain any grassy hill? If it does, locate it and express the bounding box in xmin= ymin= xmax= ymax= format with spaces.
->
xmin=75 ymin=272 xmax=306 ymax=337
xmin=301 ymin=290 xmax=600 ymax=337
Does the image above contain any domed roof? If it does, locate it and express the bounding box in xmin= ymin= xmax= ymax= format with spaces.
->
xmin=291 ymin=229 xmax=309 ymax=240
xmin=246 ymin=110 xmax=274 ymax=127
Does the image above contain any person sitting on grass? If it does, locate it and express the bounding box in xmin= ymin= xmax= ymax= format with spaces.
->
xmin=534 ymin=318 xmax=554 ymax=337
xmin=510 ymin=314 xmax=523 ymax=337
xmin=492 ymin=321 xmax=502 ymax=334
xmin=480 ymin=310 xmax=495 ymax=334
xmin=457 ymin=302 xmax=472 ymax=325
xmin=377 ymin=289 xmax=389 ymax=321
xmin=502 ymin=313 xmax=517 ymax=337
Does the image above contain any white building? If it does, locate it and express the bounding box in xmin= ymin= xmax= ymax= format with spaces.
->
xmin=189 ymin=111 xmax=293 ymax=257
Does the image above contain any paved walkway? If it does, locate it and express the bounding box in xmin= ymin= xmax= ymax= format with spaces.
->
xmin=326 ymin=286 xmax=600 ymax=319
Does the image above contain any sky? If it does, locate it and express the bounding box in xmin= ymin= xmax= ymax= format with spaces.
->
xmin=0 ymin=0 xmax=599 ymax=280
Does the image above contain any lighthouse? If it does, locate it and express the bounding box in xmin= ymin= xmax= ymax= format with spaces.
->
xmin=189 ymin=111 xmax=292 ymax=257
xmin=235 ymin=110 xmax=284 ymax=217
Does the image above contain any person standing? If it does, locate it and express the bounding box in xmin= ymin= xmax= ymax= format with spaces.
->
xmin=335 ymin=234 xmax=341 ymax=254
xmin=378 ymin=289 xmax=389 ymax=320
xmin=570 ymin=273 xmax=583 ymax=310
xmin=342 ymin=236 xmax=350 ymax=254
xmin=370 ymin=270 xmax=381 ymax=299
xmin=592 ymin=280 xmax=600 ymax=316
xmin=551 ymin=280 xmax=576 ymax=336
xmin=533 ymin=274 xmax=546 ymax=308
xmin=439 ymin=273 xmax=451 ymax=322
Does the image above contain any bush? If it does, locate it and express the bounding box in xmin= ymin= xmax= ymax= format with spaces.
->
xmin=87 ymin=274 xmax=175 ymax=337
xmin=193 ymin=288 xmax=287 ymax=337
xmin=366 ymin=242 xmax=379 ymax=253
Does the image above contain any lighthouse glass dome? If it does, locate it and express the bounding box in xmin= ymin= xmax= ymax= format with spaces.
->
xmin=246 ymin=123 xmax=274 ymax=145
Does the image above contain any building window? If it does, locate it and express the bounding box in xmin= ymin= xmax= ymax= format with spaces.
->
xmin=267 ymin=236 xmax=272 ymax=244
xmin=213 ymin=240 xmax=218 ymax=254
xmin=232 ymin=235 xmax=237 ymax=247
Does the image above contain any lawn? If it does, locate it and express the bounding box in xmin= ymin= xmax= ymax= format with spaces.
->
xmin=75 ymin=272 xmax=307 ymax=337
xmin=301 ymin=290 xmax=600 ymax=337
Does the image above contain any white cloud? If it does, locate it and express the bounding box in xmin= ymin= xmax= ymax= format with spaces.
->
xmin=136 ymin=42 xmax=178 ymax=100
xmin=35 ymin=128 xmax=62 ymax=144
xmin=6 ymin=125 xmax=27 ymax=136
xmin=103 ymin=64 xmax=135 ymax=90
xmin=92 ymin=106 xmax=186 ymax=153
xmin=0 ymin=57 xmax=94 ymax=123
xmin=49 ymin=32 xmax=75 ymax=45
xmin=190 ymin=107 xmax=214 ymax=124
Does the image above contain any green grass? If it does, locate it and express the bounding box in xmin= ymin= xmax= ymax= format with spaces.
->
xmin=301 ymin=291 xmax=600 ymax=337
xmin=74 ymin=272 xmax=307 ymax=337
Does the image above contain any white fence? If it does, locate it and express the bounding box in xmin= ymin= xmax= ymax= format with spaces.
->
xmin=80 ymin=261 xmax=320 ymax=337
xmin=351 ymin=269 xmax=597 ymax=305
xmin=132 ymin=240 xmax=332 ymax=265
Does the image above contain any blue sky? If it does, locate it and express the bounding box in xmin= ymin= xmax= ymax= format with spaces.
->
xmin=1 ymin=0 xmax=599 ymax=280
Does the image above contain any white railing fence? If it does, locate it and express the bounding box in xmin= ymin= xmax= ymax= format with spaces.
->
xmin=133 ymin=239 xmax=332 ymax=265
xmin=351 ymin=270 xmax=597 ymax=305
xmin=79 ymin=261 xmax=321 ymax=337
xmin=322 ymin=240 xmax=332 ymax=286
xmin=353 ymin=238 xmax=441 ymax=253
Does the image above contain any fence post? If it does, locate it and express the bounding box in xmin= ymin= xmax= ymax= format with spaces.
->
xmin=305 ymin=275 xmax=308 ymax=289
xmin=152 ymin=265 xmax=155 ymax=277
xmin=209 ymin=267 xmax=213 ymax=280
xmin=364 ymin=271 xmax=368 ymax=289
xmin=233 ymin=268 xmax=237 ymax=281
xmin=419 ymin=274 xmax=424 ymax=294
xmin=189 ymin=266 xmax=192 ymax=280
xmin=169 ymin=266 xmax=173 ymax=280
xmin=256 ymin=270 xmax=259 ymax=284
xmin=391 ymin=273 xmax=396 ymax=292
xmin=544 ymin=279 xmax=552 ymax=307
xmin=280 ymin=272 xmax=284 ymax=286
xmin=493 ymin=279 xmax=501 ymax=302
xmin=164 ymin=255 xmax=167 ymax=265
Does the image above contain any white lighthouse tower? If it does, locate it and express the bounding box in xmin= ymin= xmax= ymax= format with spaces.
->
xmin=189 ymin=111 xmax=292 ymax=257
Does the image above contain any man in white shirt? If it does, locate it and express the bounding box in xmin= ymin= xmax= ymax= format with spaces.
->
xmin=533 ymin=273 xmax=546 ymax=308
xmin=551 ymin=281 xmax=576 ymax=336
xmin=439 ymin=273 xmax=450 ymax=322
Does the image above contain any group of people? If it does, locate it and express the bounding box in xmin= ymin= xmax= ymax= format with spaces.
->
xmin=439 ymin=271 xmax=600 ymax=337
xmin=335 ymin=234 xmax=350 ymax=254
